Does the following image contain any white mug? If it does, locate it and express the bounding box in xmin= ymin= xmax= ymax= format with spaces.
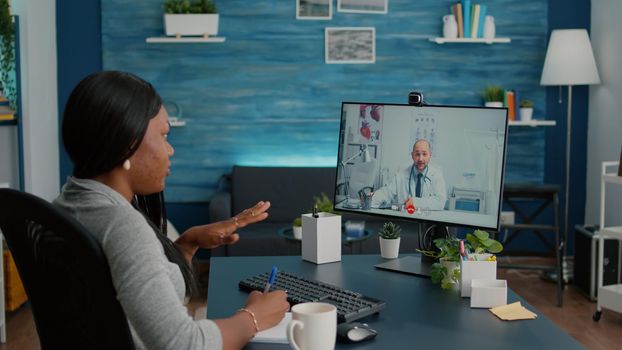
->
xmin=286 ymin=302 xmax=337 ymax=350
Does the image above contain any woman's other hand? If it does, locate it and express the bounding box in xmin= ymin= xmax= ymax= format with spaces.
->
xmin=175 ymin=201 xmax=271 ymax=260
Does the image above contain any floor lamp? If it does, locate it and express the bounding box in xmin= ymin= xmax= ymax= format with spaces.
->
xmin=540 ymin=29 xmax=600 ymax=272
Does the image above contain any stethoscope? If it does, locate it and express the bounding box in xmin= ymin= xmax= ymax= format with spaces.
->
xmin=408 ymin=164 xmax=431 ymax=197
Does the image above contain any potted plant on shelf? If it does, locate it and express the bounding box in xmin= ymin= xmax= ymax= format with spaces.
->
xmin=519 ymin=99 xmax=534 ymax=121
xmin=378 ymin=222 xmax=402 ymax=259
xmin=163 ymin=0 xmax=219 ymax=38
xmin=420 ymin=230 xmax=503 ymax=289
xmin=482 ymin=85 xmax=504 ymax=108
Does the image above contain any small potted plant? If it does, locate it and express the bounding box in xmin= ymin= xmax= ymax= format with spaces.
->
xmin=292 ymin=217 xmax=302 ymax=239
xmin=164 ymin=0 xmax=219 ymax=38
xmin=482 ymin=85 xmax=504 ymax=108
xmin=420 ymin=230 xmax=503 ymax=289
xmin=519 ymin=99 xmax=534 ymax=121
xmin=378 ymin=222 xmax=402 ymax=259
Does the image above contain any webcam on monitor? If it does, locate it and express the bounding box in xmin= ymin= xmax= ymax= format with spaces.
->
xmin=408 ymin=91 xmax=424 ymax=106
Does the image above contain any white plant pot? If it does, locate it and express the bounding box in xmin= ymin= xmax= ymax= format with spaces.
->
xmin=292 ymin=226 xmax=302 ymax=240
xmin=485 ymin=101 xmax=503 ymax=108
xmin=379 ymin=237 xmax=400 ymax=259
xmin=164 ymin=14 xmax=219 ymax=37
xmin=519 ymin=107 xmax=533 ymax=121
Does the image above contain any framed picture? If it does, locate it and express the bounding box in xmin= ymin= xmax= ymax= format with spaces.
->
xmin=618 ymin=144 xmax=622 ymax=176
xmin=296 ymin=0 xmax=332 ymax=20
xmin=325 ymin=27 xmax=376 ymax=64
xmin=338 ymin=0 xmax=388 ymax=14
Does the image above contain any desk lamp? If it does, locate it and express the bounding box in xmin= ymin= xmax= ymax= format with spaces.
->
xmin=336 ymin=145 xmax=373 ymax=203
xmin=540 ymin=29 xmax=600 ymax=267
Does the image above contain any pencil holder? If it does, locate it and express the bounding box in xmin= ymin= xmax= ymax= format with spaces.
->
xmin=460 ymin=254 xmax=497 ymax=297
xmin=302 ymin=212 xmax=341 ymax=264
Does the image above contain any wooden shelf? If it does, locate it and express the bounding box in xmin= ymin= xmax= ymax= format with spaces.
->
xmin=509 ymin=120 xmax=556 ymax=127
xmin=145 ymin=36 xmax=226 ymax=43
xmin=429 ymin=37 xmax=511 ymax=44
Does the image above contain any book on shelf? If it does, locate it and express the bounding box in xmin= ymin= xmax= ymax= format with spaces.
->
xmin=504 ymin=90 xmax=516 ymax=121
xmin=0 ymin=105 xmax=15 ymax=121
xmin=471 ymin=4 xmax=480 ymax=38
xmin=477 ymin=5 xmax=487 ymax=38
xmin=462 ymin=0 xmax=471 ymax=41
xmin=451 ymin=3 xmax=464 ymax=38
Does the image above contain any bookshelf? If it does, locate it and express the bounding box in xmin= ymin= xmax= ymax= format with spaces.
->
xmin=429 ymin=37 xmax=511 ymax=44
xmin=145 ymin=37 xmax=226 ymax=43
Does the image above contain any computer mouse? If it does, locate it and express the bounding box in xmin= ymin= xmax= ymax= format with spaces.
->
xmin=337 ymin=322 xmax=378 ymax=343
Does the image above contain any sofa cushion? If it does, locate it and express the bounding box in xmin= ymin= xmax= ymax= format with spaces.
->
xmin=231 ymin=166 xmax=337 ymax=222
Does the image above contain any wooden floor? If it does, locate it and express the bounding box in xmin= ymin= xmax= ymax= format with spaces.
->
xmin=1 ymin=265 xmax=620 ymax=349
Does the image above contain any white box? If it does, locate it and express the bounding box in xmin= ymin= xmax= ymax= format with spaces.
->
xmin=301 ymin=212 xmax=341 ymax=264
xmin=470 ymin=279 xmax=507 ymax=308
xmin=460 ymin=254 xmax=497 ymax=297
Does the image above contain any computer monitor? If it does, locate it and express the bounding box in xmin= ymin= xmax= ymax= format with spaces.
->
xmin=334 ymin=102 xmax=508 ymax=274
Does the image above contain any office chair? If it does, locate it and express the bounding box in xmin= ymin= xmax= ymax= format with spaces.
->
xmin=0 ymin=189 xmax=135 ymax=349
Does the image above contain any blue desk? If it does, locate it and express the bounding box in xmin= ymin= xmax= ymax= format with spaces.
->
xmin=207 ymin=255 xmax=584 ymax=349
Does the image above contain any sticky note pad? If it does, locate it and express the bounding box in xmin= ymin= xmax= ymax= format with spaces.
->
xmin=490 ymin=302 xmax=537 ymax=321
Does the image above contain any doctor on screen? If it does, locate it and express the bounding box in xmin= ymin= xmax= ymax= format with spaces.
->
xmin=371 ymin=139 xmax=447 ymax=211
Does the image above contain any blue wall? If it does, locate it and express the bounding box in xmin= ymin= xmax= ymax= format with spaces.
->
xmin=57 ymin=0 xmax=590 ymax=251
xmin=100 ymin=0 xmax=548 ymax=203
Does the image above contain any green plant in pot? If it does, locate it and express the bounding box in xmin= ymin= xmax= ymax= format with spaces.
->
xmin=292 ymin=193 xmax=336 ymax=240
xmin=419 ymin=230 xmax=503 ymax=289
xmin=482 ymin=85 xmax=504 ymax=107
xmin=292 ymin=217 xmax=302 ymax=239
xmin=312 ymin=193 xmax=337 ymax=214
xmin=378 ymin=222 xmax=402 ymax=259
xmin=163 ymin=0 xmax=220 ymax=37
xmin=519 ymin=99 xmax=534 ymax=121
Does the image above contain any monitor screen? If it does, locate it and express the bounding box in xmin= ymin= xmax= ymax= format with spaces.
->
xmin=334 ymin=102 xmax=508 ymax=231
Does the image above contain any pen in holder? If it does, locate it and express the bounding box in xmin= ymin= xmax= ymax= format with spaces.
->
xmin=358 ymin=187 xmax=373 ymax=210
xmin=459 ymin=254 xmax=497 ymax=297
xmin=302 ymin=212 xmax=341 ymax=264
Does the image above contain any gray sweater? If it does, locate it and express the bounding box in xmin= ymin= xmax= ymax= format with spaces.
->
xmin=54 ymin=177 xmax=223 ymax=350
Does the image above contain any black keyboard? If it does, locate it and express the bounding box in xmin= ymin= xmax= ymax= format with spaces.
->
xmin=239 ymin=271 xmax=386 ymax=323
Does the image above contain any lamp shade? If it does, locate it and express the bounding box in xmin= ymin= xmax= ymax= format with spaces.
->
xmin=540 ymin=29 xmax=600 ymax=86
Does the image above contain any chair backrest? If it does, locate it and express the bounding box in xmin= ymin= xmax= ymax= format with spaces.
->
xmin=0 ymin=189 xmax=135 ymax=349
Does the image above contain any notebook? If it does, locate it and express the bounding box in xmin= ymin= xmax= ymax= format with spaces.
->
xmin=249 ymin=312 xmax=291 ymax=344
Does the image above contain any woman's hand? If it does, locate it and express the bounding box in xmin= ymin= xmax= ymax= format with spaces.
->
xmin=214 ymin=289 xmax=289 ymax=349
xmin=175 ymin=201 xmax=271 ymax=260
xmin=243 ymin=290 xmax=290 ymax=331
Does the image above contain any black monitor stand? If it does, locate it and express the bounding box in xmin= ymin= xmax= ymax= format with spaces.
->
xmin=374 ymin=223 xmax=449 ymax=277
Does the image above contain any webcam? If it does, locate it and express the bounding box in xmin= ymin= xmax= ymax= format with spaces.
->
xmin=408 ymin=91 xmax=424 ymax=106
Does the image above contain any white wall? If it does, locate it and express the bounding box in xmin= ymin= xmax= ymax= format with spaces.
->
xmin=586 ymin=0 xmax=622 ymax=226
xmin=11 ymin=0 xmax=59 ymax=200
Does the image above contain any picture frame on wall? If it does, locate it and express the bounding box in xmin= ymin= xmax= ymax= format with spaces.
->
xmin=338 ymin=0 xmax=388 ymax=14
xmin=296 ymin=0 xmax=332 ymax=20
xmin=325 ymin=27 xmax=376 ymax=64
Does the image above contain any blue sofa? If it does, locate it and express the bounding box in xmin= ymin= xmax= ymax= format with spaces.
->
xmin=208 ymin=166 xmax=421 ymax=257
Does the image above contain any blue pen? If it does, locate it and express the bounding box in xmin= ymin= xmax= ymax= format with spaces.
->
xmin=263 ymin=266 xmax=278 ymax=293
